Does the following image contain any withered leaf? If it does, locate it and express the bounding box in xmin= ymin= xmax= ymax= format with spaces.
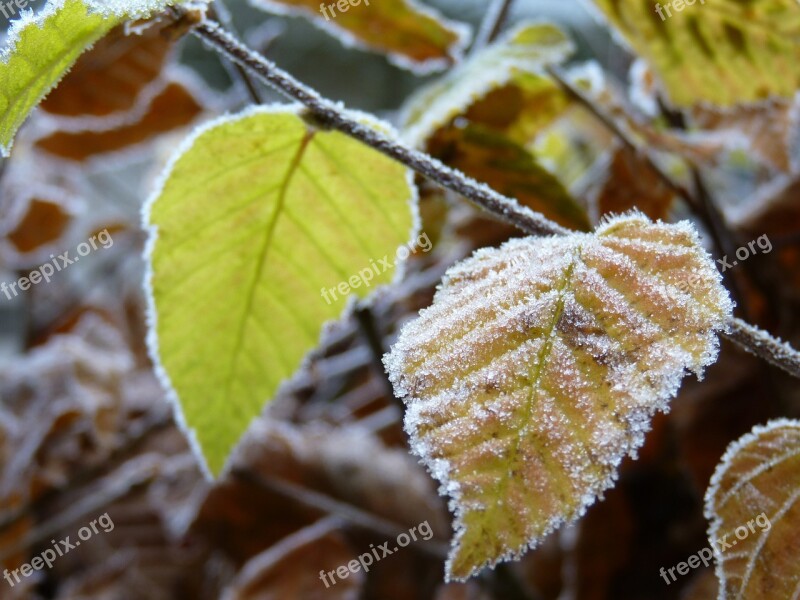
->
xmin=704 ymin=419 xmax=800 ymax=599
xmin=35 ymin=81 xmax=203 ymax=161
xmin=385 ymin=214 xmax=733 ymax=580
xmin=39 ymin=23 xmax=173 ymax=118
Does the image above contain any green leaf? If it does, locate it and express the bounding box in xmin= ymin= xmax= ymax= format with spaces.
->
xmin=250 ymin=0 xmax=469 ymax=73
xmin=589 ymin=0 xmax=800 ymax=106
xmin=0 ymin=0 xmax=121 ymax=156
xmin=385 ymin=214 xmax=733 ymax=580
xmin=145 ymin=107 xmax=418 ymax=476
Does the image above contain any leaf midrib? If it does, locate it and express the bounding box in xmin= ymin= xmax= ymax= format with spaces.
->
xmin=221 ymin=128 xmax=316 ymax=407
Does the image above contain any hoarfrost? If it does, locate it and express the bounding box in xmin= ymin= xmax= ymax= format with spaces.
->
xmin=383 ymin=212 xmax=733 ymax=581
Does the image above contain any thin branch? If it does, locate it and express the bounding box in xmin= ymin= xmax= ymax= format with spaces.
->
xmin=545 ymin=66 xmax=698 ymax=210
xmin=183 ymin=12 xmax=568 ymax=238
xmin=230 ymin=468 xmax=449 ymax=559
xmin=723 ymin=318 xmax=800 ymax=379
xmin=471 ymin=0 xmax=514 ymax=52
xmin=178 ymin=11 xmax=800 ymax=379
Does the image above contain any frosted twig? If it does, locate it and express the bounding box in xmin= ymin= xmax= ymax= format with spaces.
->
xmin=183 ymin=11 xmax=569 ymax=237
xmin=176 ymin=10 xmax=800 ymax=380
xmin=724 ymin=318 xmax=800 ymax=379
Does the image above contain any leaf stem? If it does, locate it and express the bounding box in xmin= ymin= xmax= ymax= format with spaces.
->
xmin=184 ymin=12 xmax=569 ymax=237
xmin=723 ymin=318 xmax=800 ymax=379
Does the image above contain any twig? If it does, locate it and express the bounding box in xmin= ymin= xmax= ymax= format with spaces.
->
xmin=230 ymin=468 xmax=449 ymax=559
xmin=176 ymin=11 xmax=800 ymax=379
xmin=210 ymin=1 xmax=265 ymax=105
xmin=183 ymin=12 xmax=568 ymax=238
xmin=471 ymin=0 xmax=514 ymax=52
xmin=353 ymin=305 xmax=398 ymax=404
xmin=723 ymin=318 xmax=800 ymax=379
xmin=545 ymin=66 xmax=698 ymax=211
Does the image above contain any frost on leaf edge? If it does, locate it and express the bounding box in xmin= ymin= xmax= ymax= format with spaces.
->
xmin=142 ymin=103 xmax=420 ymax=479
xmin=386 ymin=212 xmax=733 ymax=581
xmin=702 ymin=417 xmax=800 ymax=599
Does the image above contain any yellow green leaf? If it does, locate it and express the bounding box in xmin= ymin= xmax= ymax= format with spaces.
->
xmin=145 ymin=106 xmax=417 ymax=476
xmin=0 ymin=0 xmax=121 ymax=156
xmin=250 ymin=0 xmax=469 ymax=73
xmin=402 ymin=22 xmax=574 ymax=146
xmin=704 ymin=419 xmax=800 ymax=599
xmin=384 ymin=214 xmax=733 ymax=580
xmin=0 ymin=0 xmax=189 ymax=156
xmin=589 ymin=0 xmax=800 ymax=106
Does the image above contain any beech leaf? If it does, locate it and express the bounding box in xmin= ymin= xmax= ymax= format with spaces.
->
xmin=704 ymin=419 xmax=800 ymax=599
xmin=145 ymin=106 xmax=417 ymax=477
xmin=384 ymin=213 xmax=733 ymax=580
xmin=0 ymin=0 xmax=194 ymax=156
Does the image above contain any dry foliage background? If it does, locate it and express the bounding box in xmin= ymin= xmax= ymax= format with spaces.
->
xmin=1 ymin=0 xmax=799 ymax=598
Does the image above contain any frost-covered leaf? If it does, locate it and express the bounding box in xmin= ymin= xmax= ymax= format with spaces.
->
xmin=385 ymin=214 xmax=733 ymax=580
xmin=0 ymin=0 xmax=121 ymax=156
xmin=402 ymin=22 xmax=574 ymax=147
xmin=0 ymin=0 xmax=196 ymax=156
xmin=588 ymin=0 xmax=800 ymax=107
xmin=704 ymin=419 xmax=800 ymax=599
xmin=250 ymin=0 xmax=469 ymax=73
xmin=145 ymin=106 xmax=417 ymax=477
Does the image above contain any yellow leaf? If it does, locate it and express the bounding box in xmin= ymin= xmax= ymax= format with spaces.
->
xmin=704 ymin=419 xmax=800 ymax=599
xmin=251 ymin=0 xmax=469 ymax=72
xmin=589 ymin=0 xmax=800 ymax=107
xmin=385 ymin=213 xmax=733 ymax=580
xmin=145 ymin=106 xmax=417 ymax=476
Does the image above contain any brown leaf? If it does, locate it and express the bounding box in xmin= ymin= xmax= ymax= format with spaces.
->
xmin=251 ymin=0 xmax=468 ymax=71
xmin=5 ymin=197 xmax=72 ymax=254
xmin=427 ymin=123 xmax=590 ymax=231
xmin=704 ymin=419 xmax=800 ymax=599
xmin=35 ymin=81 xmax=204 ymax=161
xmin=590 ymin=147 xmax=676 ymax=222
xmin=222 ymin=520 xmax=363 ymax=600
xmin=39 ymin=24 xmax=172 ymax=118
